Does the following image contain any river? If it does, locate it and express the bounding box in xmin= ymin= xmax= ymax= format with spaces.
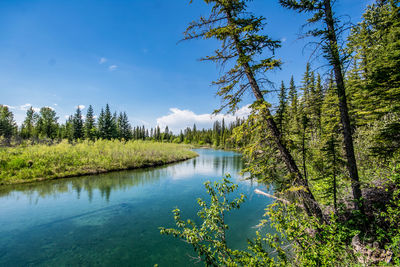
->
xmin=0 ymin=149 xmax=273 ymax=266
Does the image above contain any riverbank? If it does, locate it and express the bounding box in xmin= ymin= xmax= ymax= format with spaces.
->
xmin=0 ymin=140 xmax=197 ymax=185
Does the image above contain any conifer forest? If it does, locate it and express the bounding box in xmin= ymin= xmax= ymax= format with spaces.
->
xmin=1 ymin=0 xmax=400 ymax=266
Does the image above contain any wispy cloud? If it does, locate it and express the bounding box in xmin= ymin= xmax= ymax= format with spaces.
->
xmin=20 ymin=103 xmax=32 ymax=110
xmin=109 ymin=65 xmax=118 ymax=71
xmin=76 ymin=105 xmax=86 ymax=110
xmin=156 ymin=105 xmax=251 ymax=133
xmin=19 ymin=103 xmax=41 ymax=112
xmin=99 ymin=57 xmax=107 ymax=64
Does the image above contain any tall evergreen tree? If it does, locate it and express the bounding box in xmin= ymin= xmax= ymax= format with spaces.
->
xmin=184 ymin=0 xmax=323 ymax=219
xmin=20 ymin=106 xmax=37 ymax=139
xmin=117 ymin=112 xmax=132 ymax=140
xmin=97 ymin=108 xmax=105 ymax=139
xmin=72 ymin=107 xmax=84 ymax=140
xmin=276 ymin=81 xmax=287 ymax=133
xmin=101 ymin=104 xmax=115 ymax=140
xmin=347 ymin=0 xmax=400 ymax=122
xmin=0 ymin=105 xmax=16 ymax=139
xmin=280 ymin=0 xmax=364 ymax=213
xmin=84 ymin=105 xmax=96 ymax=141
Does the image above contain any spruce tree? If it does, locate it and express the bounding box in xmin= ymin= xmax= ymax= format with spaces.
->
xmin=117 ymin=112 xmax=131 ymax=140
xmin=276 ymin=81 xmax=287 ymax=133
xmin=84 ymin=105 xmax=96 ymax=141
xmin=102 ymin=104 xmax=114 ymax=140
xmin=280 ymin=0 xmax=364 ymax=213
xmin=72 ymin=107 xmax=84 ymax=140
xmin=97 ymin=108 xmax=105 ymax=139
xmin=0 ymin=105 xmax=17 ymax=139
xmin=65 ymin=115 xmax=74 ymax=141
xmin=21 ymin=106 xmax=37 ymax=139
xmin=347 ymin=0 xmax=400 ymax=122
xmin=184 ymin=0 xmax=323 ymax=219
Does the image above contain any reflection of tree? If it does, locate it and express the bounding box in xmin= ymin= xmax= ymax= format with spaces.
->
xmin=0 ymin=168 xmax=165 ymax=202
xmin=0 ymin=150 xmax=244 ymax=203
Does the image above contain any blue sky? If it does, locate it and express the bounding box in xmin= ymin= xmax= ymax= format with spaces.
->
xmin=0 ymin=0 xmax=370 ymax=132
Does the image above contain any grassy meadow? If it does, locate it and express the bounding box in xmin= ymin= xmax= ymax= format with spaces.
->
xmin=0 ymin=140 xmax=197 ymax=185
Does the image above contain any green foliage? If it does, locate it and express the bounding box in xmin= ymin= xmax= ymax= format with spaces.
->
xmin=117 ymin=112 xmax=132 ymax=140
xmin=379 ymin=162 xmax=400 ymax=264
xmin=370 ymin=114 xmax=400 ymax=158
xmin=160 ymin=177 xmax=364 ymax=266
xmin=20 ymin=106 xmax=37 ymax=139
xmin=266 ymin=202 xmax=358 ymax=266
xmin=347 ymin=0 xmax=400 ymax=123
xmin=84 ymin=105 xmax=96 ymax=141
xmin=73 ymin=107 xmax=84 ymax=140
xmin=36 ymin=107 xmax=59 ymax=139
xmin=160 ymin=177 xmax=286 ymax=266
xmin=0 ymin=105 xmax=17 ymax=139
xmin=233 ymin=101 xmax=286 ymax=185
xmin=0 ymin=140 xmax=197 ymax=185
xmin=184 ymin=0 xmax=280 ymax=112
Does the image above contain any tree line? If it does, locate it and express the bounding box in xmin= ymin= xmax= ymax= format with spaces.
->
xmin=0 ymin=103 xmax=244 ymax=149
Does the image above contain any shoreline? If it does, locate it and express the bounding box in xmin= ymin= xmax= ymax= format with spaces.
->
xmin=0 ymin=154 xmax=197 ymax=186
xmin=0 ymin=140 xmax=198 ymax=186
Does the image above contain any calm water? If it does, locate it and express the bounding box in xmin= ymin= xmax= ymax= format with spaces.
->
xmin=0 ymin=149 xmax=273 ymax=266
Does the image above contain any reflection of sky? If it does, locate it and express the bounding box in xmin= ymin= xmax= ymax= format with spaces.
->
xmin=0 ymin=149 xmax=273 ymax=266
xmin=0 ymin=149 xmax=264 ymax=234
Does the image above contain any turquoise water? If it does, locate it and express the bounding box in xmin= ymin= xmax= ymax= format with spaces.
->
xmin=0 ymin=149 xmax=273 ymax=266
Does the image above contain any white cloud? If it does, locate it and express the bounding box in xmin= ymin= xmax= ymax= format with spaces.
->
xmin=156 ymin=105 xmax=251 ymax=133
xmin=77 ymin=105 xmax=86 ymax=110
xmin=281 ymin=37 xmax=287 ymax=42
xmin=99 ymin=57 xmax=107 ymax=64
xmin=18 ymin=103 xmax=40 ymax=112
xmin=4 ymin=105 xmax=16 ymax=109
xmin=20 ymin=103 xmax=32 ymax=110
xmin=108 ymin=65 xmax=118 ymax=71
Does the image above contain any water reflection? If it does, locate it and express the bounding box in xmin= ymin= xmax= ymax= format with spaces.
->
xmin=0 ymin=149 xmax=269 ymax=267
xmin=0 ymin=149 xmax=244 ymax=204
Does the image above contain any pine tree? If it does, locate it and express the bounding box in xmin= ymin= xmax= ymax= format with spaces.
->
xmin=0 ymin=105 xmax=17 ymax=139
xmin=72 ymin=106 xmax=84 ymax=140
xmin=97 ymin=108 xmax=105 ymax=139
xmin=313 ymin=74 xmax=324 ymax=135
xmin=347 ymin=0 xmax=400 ymax=122
xmin=117 ymin=112 xmax=132 ymax=140
xmin=280 ymin=0 xmax=364 ymax=213
xmin=64 ymin=115 xmax=74 ymax=141
xmin=21 ymin=106 xmax=37 ymax=139
xmin=185 ymin=0 xmax=323 ymax=219
xmin=102 ymin=104 xmax=115 ymax=140
xmin=287 ymin=76 xmax=300 ymax=140
xmin=112 ymin=112 xmax=118 ymax=139
xmin=84 ymin=105 xmax=96 ymax=141
xmin=276 ymin=81 xmax=287 ymax=133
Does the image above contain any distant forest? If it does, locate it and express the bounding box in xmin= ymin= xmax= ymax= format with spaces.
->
xmin=0 ymin=103 xmax=244 ymax=149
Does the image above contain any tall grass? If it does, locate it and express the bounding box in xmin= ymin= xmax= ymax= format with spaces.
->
xmin=0 ymin=140 xmax=197 ymax=185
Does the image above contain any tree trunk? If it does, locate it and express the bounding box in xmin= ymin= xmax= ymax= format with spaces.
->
xmin=323 ymin=0 xmax=364 ymax=213
xmin=226 ymin=11 xmax=324 ymax=221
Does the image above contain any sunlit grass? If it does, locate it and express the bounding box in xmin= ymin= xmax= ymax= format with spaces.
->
xmin=0 ymin=140 xmax=197 ymax=185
